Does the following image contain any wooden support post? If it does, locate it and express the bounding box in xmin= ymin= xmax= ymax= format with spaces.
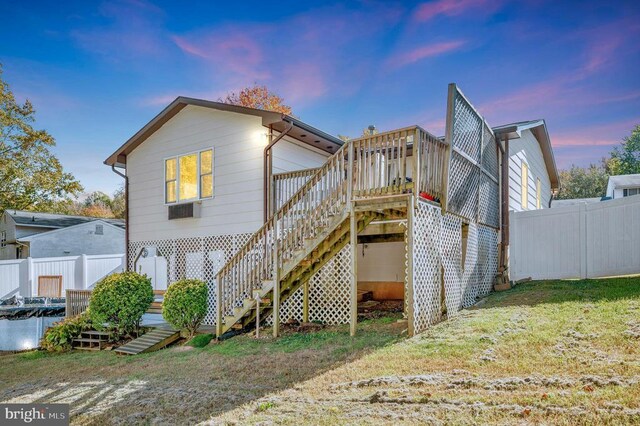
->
xmin=272 ymin=219 xmax=281 ymax=338
xmin=349 ymin=204 xmax=358 ymax=337
xmin=215 ymin=278 xmax=223 ymax=338
xmin=303 ymin=280 xmax=309 ymax=323
xmin=406 ymin=195 xmax=415 ymax=336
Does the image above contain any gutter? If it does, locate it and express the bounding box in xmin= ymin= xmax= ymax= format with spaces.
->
xmin=111 ymin=164 xmax=129 ymax=270
xmin=263 ymin=120 xmax=294 ymax=222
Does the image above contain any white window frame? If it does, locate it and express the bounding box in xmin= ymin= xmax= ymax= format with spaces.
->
xmin=623 ymin=187 xmax=639 ymax=197
xmin=164 ymin=148 xmax=214 ymax=205
xmin=0 ymin=230 xmax=6 ymax=248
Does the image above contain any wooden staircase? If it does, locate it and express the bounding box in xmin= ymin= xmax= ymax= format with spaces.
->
xmin=214 ymin=126 xmax=445 ymax=338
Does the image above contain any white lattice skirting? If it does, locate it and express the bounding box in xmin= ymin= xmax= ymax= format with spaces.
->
xmin=411 ymin=200 xmax=499 ymax=334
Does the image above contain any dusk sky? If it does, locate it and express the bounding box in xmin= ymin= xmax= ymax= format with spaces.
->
xmin=2 ymin=0 xmax=639 ymax=195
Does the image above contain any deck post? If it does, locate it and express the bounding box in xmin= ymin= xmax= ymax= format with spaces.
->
xmin=303 ymin=281 xmax=309 ymax=323
xmin=272 ymin=217 xmax=281 ymax=337
xmin=406 ymin=195 xmax=415 ymax=336
xmin=349 ymin=203 xmax=358 ymax=337
xmin=216 ymin=277 xmax=223 ymax=338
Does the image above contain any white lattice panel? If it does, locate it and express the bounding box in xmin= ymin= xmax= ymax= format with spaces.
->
xmin=452 ymin=91 xmax=482 ymax=162
xmin=411 ymin=201 xmax=443 ymax=334
xmin=459 ymin=222 xmax=481 ymax=308
xmin=447 ymin=152 xmax=480 ymax=221
xmin=477 ymin=225 xmax=499 ymax=298
xmin=268 ymin=244 xmax=351 ymax=326
xmin=479 ymin=173 xmax=500 ymax=229
xmin=129 ymin=233 xmax=252 ymax=326
xmin=440 ymin=214 xmax=463 ymax=315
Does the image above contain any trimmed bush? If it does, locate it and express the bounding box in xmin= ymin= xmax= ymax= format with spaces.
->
xmin=41 ymin=311 xmax=92 ymax=352
xmin=89 ymin=271 xmax=154 ymax=339
xmin=162 ymin=279 xmax=208 ymax=338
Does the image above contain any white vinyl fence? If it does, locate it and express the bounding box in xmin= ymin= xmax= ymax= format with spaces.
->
xmin=0 ymin=254 xmax=125 ymax=299
xmin=510 ymin=196 xmax=640 ymax=280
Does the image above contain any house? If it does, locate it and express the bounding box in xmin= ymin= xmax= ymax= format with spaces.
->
xmin=104 ymin=84 xmax=554 ymax=338
xmin=605 ymin=173 xmax=640 ymax=199
xmin=0 ymin=210 xmax=125 ymax=260
xmin=492 ymin=120 xmax=559 ymax=211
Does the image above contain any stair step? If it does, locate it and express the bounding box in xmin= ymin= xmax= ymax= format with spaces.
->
xmin=73 ymin=337 xmax=105 ymax=344
xmin=82 ymin=330 xmax=111 ymax=337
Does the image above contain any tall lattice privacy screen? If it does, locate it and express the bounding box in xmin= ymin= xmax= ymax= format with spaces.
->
xmin=410 ymin=84 xmax=500 ymax=334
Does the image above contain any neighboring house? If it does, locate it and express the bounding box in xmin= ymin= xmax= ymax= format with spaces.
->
xmin=103 ymin=86 xmax=548 ymax=337
xmin=551 ymin=198 xmax=601 ymax=208
xmin=0 ymin=210 xmax=125 ymax=260
xmin=493 ymin=120 xmax=559 ymax=212
xmin=605 ymin=173 xmax=640 ymax=199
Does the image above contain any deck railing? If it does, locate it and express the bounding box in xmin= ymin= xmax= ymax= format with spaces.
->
xmin=66 ymin=289 xmax=92 ymax=317
xmin=273 ymin=168 xmax=320 ymax=211
xmin=215 ymin=126 xmax=446 ymax=328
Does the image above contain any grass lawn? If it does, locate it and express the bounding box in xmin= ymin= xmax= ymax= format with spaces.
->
xmin=1 ymin=277 xmax=639 ymax=425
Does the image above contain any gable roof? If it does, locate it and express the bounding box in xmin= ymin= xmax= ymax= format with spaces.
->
xmin=7 ymin=210 xmax=125 ymax=230
xmin=104 ymin=97 xmax=344 ymax=167
xmin=493 ymin=119 xmax=559 ymax=191
xmin=606 ymin=173 xmax=640 ymax=196
xmin=18 ymin=219 xmax=124 ymax=242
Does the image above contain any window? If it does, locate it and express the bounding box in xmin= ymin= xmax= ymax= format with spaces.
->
xmin=536 ymin=178 xmax=541 ymax=209
xmin=1 ymin=231 xmax=6 ymax=248
xmin=623 ymin=187 xmax=639 ymax=197
xmin=521 ymin=162 xmax=529 ymax=210
xmin=165 ymin=149 xmax=213 ymax=203
xmin=95 ymin=224 xmax=104 ymax=235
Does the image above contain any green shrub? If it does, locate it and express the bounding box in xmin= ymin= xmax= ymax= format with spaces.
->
xmin=162 ymin=279 xmax=208 ymax=338
xmin=89 ymin=271 xmax=153 ymax=339
xmin=41 ymin=311 xmax=92 ymax=352
xmin=187 ymin=333 xmax=213 ymax=348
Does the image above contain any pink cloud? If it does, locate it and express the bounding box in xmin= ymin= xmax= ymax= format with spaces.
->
xmin=172 ymin=31 xmax=268 ymax=80
xmin=280 ymin=62 xmax=328 ymax=104
xmin=552 ymin=118 xmax=640 ymax=148
xmin=413 ymin=0 xmax=503 ymax=21
xmin=389 ymin=40 xmax=466 ymax=68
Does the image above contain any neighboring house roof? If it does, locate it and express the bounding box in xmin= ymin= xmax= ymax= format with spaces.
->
xmin=7 ymin=210 xmax=125 ymax=230
xmin=550 ymin=198 xmax=601 ymax=208
xmin=606 ymin=173 xmax=640 ymax=197
xmin=104 ymin=97 xmax=344 ymax=167
xmin=18 ymin=219 xmax=124 ymax=242
xmin=493 ymin=119 xmax=559 ymax=191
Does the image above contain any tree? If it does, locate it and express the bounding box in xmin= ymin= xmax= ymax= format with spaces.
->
xmin=556 ymin=164 xmax=608 ymax=199
xmin=0 ymin=65 xmax=83 ymax=213
xmin=220 ymin=84 xmax=292 ymax=115
xmin=110 ymin=186 xmax=125 ymax=219
xmin=609 ymin=124 xmax=640 ymax=175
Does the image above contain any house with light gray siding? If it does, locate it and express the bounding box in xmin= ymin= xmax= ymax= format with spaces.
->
xmin=0 ymin=210 xmax=125 ymax=260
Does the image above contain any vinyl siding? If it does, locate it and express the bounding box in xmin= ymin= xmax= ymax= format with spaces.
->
xmin=508 ymin=129 xmax=552 ymax=212
xmin=126 ymin=105 xmax=330 ymax=242
xmin=26 ymin=222 xmax=124 ymax=258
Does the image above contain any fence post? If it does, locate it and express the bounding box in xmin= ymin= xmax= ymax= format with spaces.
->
xmin=81 ymin=254 xmax=89 ymax=289
xmin=27 ymin=257 xmax=34 ymax=297
xmin=579 ymin=203 xmax=588 ymax=279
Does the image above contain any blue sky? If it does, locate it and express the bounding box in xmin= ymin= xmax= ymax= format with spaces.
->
xmin=1 ymin=0 xmax=639 ymax=195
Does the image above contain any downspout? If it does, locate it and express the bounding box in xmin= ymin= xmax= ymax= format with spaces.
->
xmin=263 ymin=120 xmax=294 ymax=222
xmin=111 ymin=164 xmax=129 ymax=270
